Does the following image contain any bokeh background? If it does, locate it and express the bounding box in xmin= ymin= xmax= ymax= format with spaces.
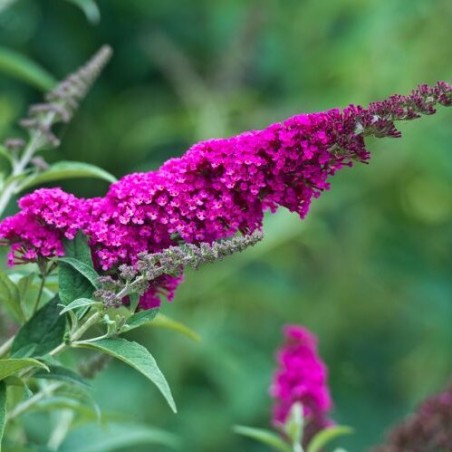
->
xmin=1 ymin=0 xmax=452 ymax=450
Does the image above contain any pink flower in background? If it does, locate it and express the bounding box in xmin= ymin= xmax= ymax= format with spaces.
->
xmin=271 ymin=325 xmax=333 ymax=444
xmin=0 ymin=81 xmax=450 ymax=307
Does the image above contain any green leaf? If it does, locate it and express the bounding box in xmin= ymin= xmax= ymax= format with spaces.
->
xmin=60 ymin=423 xmax=179 ymax=451
xmin=307 ymin=425 xmax=354 ymax=452
xmin=17 ymin=161 xmax=116 ymax=192
xmin=59 ymin=298 xmax=101 ymax=315
xmin=0 ymin=358 xmax=48 ymax=381
xmin=27 ymin=394 xmax=99 ymax=421
xmin=122 ymin=309 xmax=159 ymax=332
xmin=58 ymin=258 xmax=99 ymax=288
xmin=76 ymin=338 xmax=176 ymax=413
xmin=15 ymin=273 xmax=36 ymax=302
xmin=0 ymin=271 xmax=24 ymax=323
xmin=0 ymin=46 xmax=56 ymax=91
xmin=63 ymin=231 xmax=93 ymax=266
xmin=0 ymin=381 xmax=6 ymax=451
xmin=11 ymin=297 xmax=66 ymax=358
xmin=58 ymin=258 xmax=99 ymax=305
xmin=31 ymin=395 xmax=84 ymax=412
xmin=65 ymin=0 xmax=101 ymax=24
xmin=150 ymin=314 xmax=201 ymax=342
xmin=233 ymin=426 xmax=292 ymax=452
xmin=59 ymin=232 xmax=97 ymax=306
xmin=34 ymin=365 xmax=90 ymax=388
xmin=3 ymin=376 xmax=25 ymax=387
xmin=0 ymin=145 xmax=13 ymax=166
xmin=53 ymin=384 xmax=101 ymax=421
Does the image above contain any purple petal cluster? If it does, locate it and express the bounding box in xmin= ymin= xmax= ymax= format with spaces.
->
xmin=0 ymin=81 xmax=450 ymax=307
xmin=374 ymin=381 xmax=452 ymax=452
xmin=270 ymin=325 xmax=332 ymax=444
xmin=0 ymin=188 xmax=86 ymax=264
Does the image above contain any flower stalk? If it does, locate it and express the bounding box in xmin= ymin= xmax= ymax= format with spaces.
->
xmin=0 ymin=45 xmax=112 ymax=217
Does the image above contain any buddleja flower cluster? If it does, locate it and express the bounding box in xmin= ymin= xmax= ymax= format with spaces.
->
xmin=270 ymin=325 xmax=333 ymax=446
xmin=374 ymin=381 xmax=452 ymax=452
xmin=0 ymin=81 xmax=451 ymax=308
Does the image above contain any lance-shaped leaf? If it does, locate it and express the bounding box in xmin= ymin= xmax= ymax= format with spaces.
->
xmin=63 ymin=231 xmax=93 ymax=266
xmin=11 ymin=297 xmax=66 ymax=358
xmin=60 ymin=422 xmax=179 ymax=451
xmin=0 ymin=46 xmax=56 ymax=91
xmin=75 ymin=338 xmax=176 ymax=413
xmin=58 ymin=258 xmax=99 ymax=305
xmin=307 ymin=425 xmax=353 ymax=452
xmin=121 ymin=309 xmax=159 ymax=332
xmin=0 ymin=358 xmax=48 ymax=381
xmin=17 ymin=161 xmax=116 ymax=192
xmin=233 ymin=426 xmax=292 ymax=452
xmin=34 ymin=365 xmax=90 ymax=388
xmin=65 ymin=0 xmax=101 ymax=24
xmin=149 ymin=314 xmax=201 ymax=342
xmin=59 ymin=232 xmax=99 ymax=304
xmin=59 ymin=298 xmax=101 ymax=315
xmin=58 ymin=259 xmax=99 ymax=289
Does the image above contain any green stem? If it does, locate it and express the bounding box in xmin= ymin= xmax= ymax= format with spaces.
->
xmin=12 ymin=310 xmax=103 ymax=392
xmin=31 ymin=273 xmax=46 ymax=316
xmin=47 ymin=409 xmax=74 ymax=450
xmin=49 ymin=310 xmax=102 ymax=356
xmin=0 ymin=111 xmax=56 ymax=217
xmin=6 ymin=382 xmax=63 ymax=422
xmin=0 ymin=335 xmax=14 ymax=358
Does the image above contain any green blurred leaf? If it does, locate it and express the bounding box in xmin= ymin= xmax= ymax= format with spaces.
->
xmin=150 ymin=313 xmax=201 ymax=342
xmin=0 ymin=358 xmax=48 ymax=381
xmin=17 ymin=161 xmax=116 ymax=192
xmin=76 ymin=337 xmax=176 ymax=413
xmin=0 ymin=381 xmax=6 ymax=451
xmin=34 ymin=365 xmax=90 ymax=388
xmin=56 ymin=384 xmax=101 ymax=421
xmin=59 ymin=298 xmax=101 ymax=315
xmin=0 ymin=0 xmax=16 ymax=14
xmin=3 ymin=376 xmax=25 ymax=387
xmin=122 ymin=308 xmax=159 ymax=332
xmin=307 ymin=426 xmax=354 ymax=452
xmin=0 ymin=145 xmax=13 ymax=166
xmin=0 ymin=46 xmax=56 ymax=91
xmin=60 ymin=422 xmax=179 ymax=451
xmin=0 ymin=271 xmax=24 ymax=323
xmin=11 ymin=296 xmax=66 ymax=358
xmin=15 ymin=273 xmax=35 ymax=302
xmin=58 ymin=258 xmax=99 ymax=305
xmin=233 ymin=426 xmax=291 ymax=452
xmin=32 ymin=396 xmax=82 ymax=412
xmin=65 ymin=0 xmax=100 ymax=24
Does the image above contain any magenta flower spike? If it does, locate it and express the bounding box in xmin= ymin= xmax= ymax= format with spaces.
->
xmin=270 ymin=325 xmax=333 ymax=445
xmin=0 ymin=81 xmax=451 ymax=308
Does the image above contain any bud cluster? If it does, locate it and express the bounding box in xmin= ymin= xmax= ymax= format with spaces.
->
xmin=94 ymin=231 xmax=263 ymax=309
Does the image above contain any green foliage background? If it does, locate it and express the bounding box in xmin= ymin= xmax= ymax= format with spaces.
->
xmin=1 ymin=0 xmax=452 ymax=450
